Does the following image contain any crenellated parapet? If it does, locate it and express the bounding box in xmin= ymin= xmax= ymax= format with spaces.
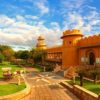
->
xmin=62 ymin=29 xmax=83 ymax=38
xmin=78 ymin=34 xmax=100 ymax=47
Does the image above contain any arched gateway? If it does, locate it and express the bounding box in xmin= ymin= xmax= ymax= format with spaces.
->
xmin=89 ymin=52 xmax=95 ymax=65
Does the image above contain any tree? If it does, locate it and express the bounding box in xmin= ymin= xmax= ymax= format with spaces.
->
xmin=20 ymin=51 xmax=29 ymax=60
xmin=0 ymin=45 xmax=14 ymax=61
xmin=14 ymin=51 xmax=22 ymax=59
xmin=33 ymin=49 xmax=45 ymax=64
xmin=29 ymin=48 xmax=35 ymax=59
xmin=77 ymin=66 xmax=86 ymax=86
xmin=90 ymin=70 xmax=100 ymax=84
xmin=3 ymin=49 xmax=14 ymax=61
xmin=15 ymin=50 xmax=29 ymax=60
xmin=0 ymin=53 xmax=5 ymax=63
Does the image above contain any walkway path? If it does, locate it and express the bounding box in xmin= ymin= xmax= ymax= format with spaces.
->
xmin=22 ymin=84 xmax=79 ymax=100
xmin=21 ymin=68 xmax=79 ymax=100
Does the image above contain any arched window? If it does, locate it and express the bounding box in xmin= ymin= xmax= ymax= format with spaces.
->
xmin=89 ymin=52 xmax=95 ymax=65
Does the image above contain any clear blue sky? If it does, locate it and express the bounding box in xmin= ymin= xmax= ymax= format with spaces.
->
xmin=0 ymin=0 xmax=100 ymax=50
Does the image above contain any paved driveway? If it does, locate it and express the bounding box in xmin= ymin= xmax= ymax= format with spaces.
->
xmin=21 ymin=72 xmax=79 ymax=100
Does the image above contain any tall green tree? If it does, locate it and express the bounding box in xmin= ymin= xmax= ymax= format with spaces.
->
xmin=0 ymin=53 xmax=5 ymax=63
xmin=77 ymin=67 xmax=86 ymax=86
xmin=20 ymin=50 xmax=29 ymax=60
xmin=0 ymin=45 xmax=14 ymax=61
xmin=30 ymin=48 xmax=45 ymax=64
xmin=15 ymin=50 xmax=29 ymax=60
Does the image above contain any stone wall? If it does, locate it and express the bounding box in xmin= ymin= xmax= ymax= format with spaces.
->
xmin=78 ymin=34 xmax=100 ymax=47
xmin=61 ymin=82 xmax=100 ymax=100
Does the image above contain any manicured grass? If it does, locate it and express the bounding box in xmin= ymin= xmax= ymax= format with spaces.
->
xmin=67 ymin=77 xmax=100 ymax=94
xmin=0 ymin=61 xmax=23 ymax=78
xmin=0 ymin=83 xmax=26 ymax=96
xmin=0 ymin=62 xmax=26 ymax=96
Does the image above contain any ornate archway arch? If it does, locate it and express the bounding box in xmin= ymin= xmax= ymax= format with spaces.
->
xmin=85 ymin=49 xmax=95 ymax=65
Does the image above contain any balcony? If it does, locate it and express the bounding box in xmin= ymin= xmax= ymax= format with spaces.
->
xmin=46 ymin=58 xmax=62 ymax=63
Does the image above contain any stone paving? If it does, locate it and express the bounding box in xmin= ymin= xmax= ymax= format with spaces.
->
xmin=22 ymin=84 xmax=79 ymax=100
xmin=21 ymin=71 xmax=79 ymax=100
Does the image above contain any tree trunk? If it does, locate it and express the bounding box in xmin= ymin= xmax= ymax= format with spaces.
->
xmin=0 ymin=59 xmax=2 ymax=63
xmin=94 ymin=75 xmax=97 ymax=84
xmin=80 ymin=75 xmax=83 ymax=86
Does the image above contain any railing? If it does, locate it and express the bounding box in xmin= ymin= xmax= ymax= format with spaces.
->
xmin=46 ymin=58 xmax=62 ymax=63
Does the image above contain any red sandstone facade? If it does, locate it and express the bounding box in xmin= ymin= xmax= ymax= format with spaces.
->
xmin=46 ymin=29 xmax=100 ymax=69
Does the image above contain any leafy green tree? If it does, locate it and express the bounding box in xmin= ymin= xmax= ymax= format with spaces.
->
xmin=15 ymin=50 xmax=29 ymax=59
xmin=19 ymin=51 xmax=29 ymax=60
xmin=90 ymin=70 xmax=100 ymax=84
xmin=29 ymin=48 xmax=35 ymax=59
xmin=0 ymin=53 xmax=5 ymax=63
xmin=30 ymin=48 xmax=45 ymax=64
xmin=77 ymin=67 xmax=86 ymax=86
xmin=33 ymin=49 xmax=45 ymax=64
xmin=14 ymin=51 xmax=22 ymax=59
xmin=0 ymin=45 xmax=14 ymax=61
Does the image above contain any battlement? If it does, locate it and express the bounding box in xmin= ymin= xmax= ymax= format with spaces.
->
xmin=63 ymin=29 xmax=82 ymax=35
xmin=61 ymin=29 xmax=83 ymax=39
xmin=78 ymin=34 xmax=100 ymax=47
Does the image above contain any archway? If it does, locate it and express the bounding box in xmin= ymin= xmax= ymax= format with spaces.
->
xmin=89 ymin=52 xmax=95 ymax=65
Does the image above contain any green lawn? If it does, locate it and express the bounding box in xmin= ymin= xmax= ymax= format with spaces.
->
xmin=67 ymin=77 xmax=100 ymax=94
xmin=0 ymin=83 xmax=26 ymax=96
xmin=0 ymin=61 xmax=23 ymax=78
xmin=0 ymin=62 xmax=26 ymax=96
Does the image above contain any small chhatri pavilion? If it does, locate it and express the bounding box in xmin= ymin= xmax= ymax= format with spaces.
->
xmin=36 ymin=35 xmax=47 ymax=50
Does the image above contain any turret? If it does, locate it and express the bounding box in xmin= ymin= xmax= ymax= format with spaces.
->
xmin=61 ymin=29 xmax=83 ymax=47
xmin=36 ymin=35 xmax=46 ymax=50
xmin=61 ymin=29 xmax=83 ymax=69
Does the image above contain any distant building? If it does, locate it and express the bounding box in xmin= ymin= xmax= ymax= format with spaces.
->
xmin=45 ymin=29 xmax=100 ymax=69
xmin=36 ymin=36 xmax=46 ymax=50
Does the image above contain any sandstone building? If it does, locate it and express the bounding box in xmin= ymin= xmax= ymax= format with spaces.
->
xmin=45 ymin=29 xmax=100 ymax=69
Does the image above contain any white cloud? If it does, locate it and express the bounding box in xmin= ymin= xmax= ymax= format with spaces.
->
xmin=25 ymin=15 xmax=39 ymax=20
xmin=16 ymin=15 xmax=25 ymax=22
xmin=63 ymin=10 xmax=100 ymax=35
xmin=22 ymin=0 xmax=49 ymax=15
xmin=35 ymin=2 xmax=49 ymax=15
xmin=0 ymin=15 xmax=62 ymax=50
xmin=61 ymin=0 xmax=86 ymax=9
xmin=50 ymin=22 xmax=61 ymax=30
xmin=0 ymin=15 xmax=15 ymax=27
xmin=60 ymin=0 xmax=100 ymax=35
xmin=63 ymin=12 xmax=84 ymax=30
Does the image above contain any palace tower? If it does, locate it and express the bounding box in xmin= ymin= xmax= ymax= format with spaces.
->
xmin=61 ymin=29 xmax=83 ymax=69
xmin=36 ymin=36 xmax=46 ymax=50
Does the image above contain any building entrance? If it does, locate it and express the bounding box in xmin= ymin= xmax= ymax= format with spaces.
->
xmin=89 ymin=52 xmax=95 ymax=65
